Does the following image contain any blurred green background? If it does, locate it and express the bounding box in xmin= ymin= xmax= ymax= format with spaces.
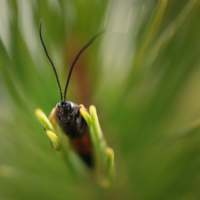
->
xmin=1 ymin=0 xmax=200 ymax=199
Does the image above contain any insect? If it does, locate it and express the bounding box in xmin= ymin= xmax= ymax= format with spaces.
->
xmin=39 ymin=20 xmax=103 ymax=167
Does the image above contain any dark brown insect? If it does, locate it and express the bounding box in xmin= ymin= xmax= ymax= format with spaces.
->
xmin=39 ymin=20 xmax=103 ymax=167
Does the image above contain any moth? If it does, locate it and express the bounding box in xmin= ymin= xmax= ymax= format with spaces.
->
xmin=39 ymin=21 xmax=103 ymax=167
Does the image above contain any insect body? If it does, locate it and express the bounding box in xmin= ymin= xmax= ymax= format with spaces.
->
xmin=54 ymin=102 xmax=92 ymax=166
xmin=39 ymin=20 xmax=103 ymax=167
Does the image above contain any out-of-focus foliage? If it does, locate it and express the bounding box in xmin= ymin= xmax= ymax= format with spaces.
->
xmin=1 ymin=0 xmax=200 ymax=200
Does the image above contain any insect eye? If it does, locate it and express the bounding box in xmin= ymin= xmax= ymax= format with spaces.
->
xmin=56 ymin=103 xmax=63 ymax=115
xmin=56 ymin=103 xmax=61 ymax=111
xmin=68 ymin=103 xmax=74 ymax=113
xmin=56 ymin=105 xmax=59 ymax=112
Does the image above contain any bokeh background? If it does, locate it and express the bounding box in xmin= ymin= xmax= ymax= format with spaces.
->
xmin=1 ymin=0 xmax=200 ymax=199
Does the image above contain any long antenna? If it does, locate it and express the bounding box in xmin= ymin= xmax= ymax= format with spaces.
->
xmin=64 ymin=31 xmax=105 ymax=101
xmin=39 ymin=20 xmax=63 ymax=102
